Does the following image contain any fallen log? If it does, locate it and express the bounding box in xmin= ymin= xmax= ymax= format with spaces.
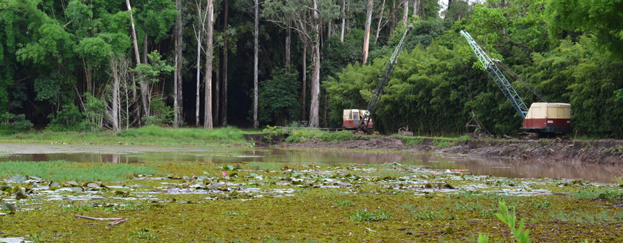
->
xmin=74 ymin=215 xmax=128 ymax=228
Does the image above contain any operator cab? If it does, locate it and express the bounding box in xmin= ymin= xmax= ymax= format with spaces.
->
xmin=343 ymin=109 xmax=373 ymax=129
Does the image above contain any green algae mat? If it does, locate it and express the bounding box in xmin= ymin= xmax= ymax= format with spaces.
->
xmin=1 ymin=160 xmax=622 ymax=242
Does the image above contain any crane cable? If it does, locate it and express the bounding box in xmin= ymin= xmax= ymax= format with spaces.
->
xmin=466 ymin=76 xmax=492 ymax=137
xmin=492 ymin=60 xmax=548 ymax=103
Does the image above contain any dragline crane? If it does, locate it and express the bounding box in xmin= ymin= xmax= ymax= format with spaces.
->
xmin=343 ymin=25 xmax=413 ymax=131
xmin=460 ymin=30 xmax=572 ymax=137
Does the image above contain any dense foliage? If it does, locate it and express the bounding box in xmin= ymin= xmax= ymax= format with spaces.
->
xmin=0 ymin=0 xmax=621 ymax=137
xmin=325 ymin=0 xmax=623 ymax=137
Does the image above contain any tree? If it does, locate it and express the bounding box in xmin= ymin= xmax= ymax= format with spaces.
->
xmin=126 ymin=0 xmax=149 ymax=118
xmin=132 ymin=51 xmax=175 ymax=124
xmin=108 ymin=54 xmax=131 ymax=131
xmin=363 ymin=0 xmax=374 ymax=64
xmin=546 ymin=0 xmax=623 ymax=99
xmin=253 ymin=0 xmax=259 ymax=129
xmin=259 ymin=68 xmax=300 ymax=125
xmin=194 ymin=0 xmax=209 ymax=126
xmin=374 ymin=0 xmax=387 ymax=43
xmin=173 ymin=0 xmax=184 ymax=128
xmin=203 ymin=0 xmax=215 ymax=129
xmin=263 ymin=0 xmax=340 ymax=127
xmin=221 ymin=0 xmax=229 ymax=126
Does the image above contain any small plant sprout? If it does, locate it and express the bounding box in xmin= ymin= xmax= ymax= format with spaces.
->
xmin=497 ymin=201 xmax=530 ymax=243
xmin=478 ymin=201 xmax=531 ymax=243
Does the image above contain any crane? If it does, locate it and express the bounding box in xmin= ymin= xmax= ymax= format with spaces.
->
xmin=460 ymin=30 xmax=529 ymax=119
xmin=342 ymin=25 xmax=413 ymax=131
xmin=460 ymin=30 xmax=572 ymax=137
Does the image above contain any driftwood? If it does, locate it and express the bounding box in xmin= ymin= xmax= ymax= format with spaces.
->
xmin=74 ymin=215 xmax=128 ymax=228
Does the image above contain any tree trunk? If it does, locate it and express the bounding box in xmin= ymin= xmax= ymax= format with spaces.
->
xmin=215 ymin=57 xmax=220 ymax=125
xmin=174 ymin=0 xmax=183 ymax=128
xmin=204 ymin=0 xmax=214 ymax=129
xmin=327 ymin=19 xmax=332 ymax=39
xmin=375 ymin=0 xmax=386 ymax=43
xmin=221 ymin=0 xmax=228 ymax=126
xmin=173 ymin=54 xmax=179 ymax=128
xmin=215 ymin=12 xmax=221 ymax=125
xmin=125 ymin=0 xmax=149 ymax=119
xmin=253 ymin=0 xmax=259 ymax=129
xmin=402 ymin=0 xmax=408 ymax=26
xmin=111 ymin=57 xmax=120 ymax=132
xmin=83 ymin=58 xmax=92 ymax=94
xmin=301 ymin=46 xmax=307 ymax=121
xmin=340 ymin=0 xmax=346 ymax=43
xmin=363 ymin=0 xmax=373 ymax=64
xmin=195 ymin=26 xmax=202 ymax=127
xmin=309 ymin=0 xmax=320 ymax=128
xmin=285 ymin=19 xmax=291 ymax=72
xmin=389 ymin=0 xmax=396 ymax=34
xmin=413 ymin=0 xmax=417 ymax=16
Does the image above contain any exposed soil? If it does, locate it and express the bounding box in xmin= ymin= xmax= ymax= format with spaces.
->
xmin=280 ymin=137 xmax=623 ymax=164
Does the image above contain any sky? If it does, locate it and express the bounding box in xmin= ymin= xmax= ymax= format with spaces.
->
xmin=438 ymin=0 xmax=485 ymax=18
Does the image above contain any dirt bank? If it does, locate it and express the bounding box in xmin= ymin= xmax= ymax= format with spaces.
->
xmin=280 ymin=137 xmax=623 ymax=164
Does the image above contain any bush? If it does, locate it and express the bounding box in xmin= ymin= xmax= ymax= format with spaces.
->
xmin=145 ymin=97 xmax=174 ymax=126
xmin=0 ymin=113 xmax=34 ymax=135
xmin=47 ymin=103 xmax=97 ymax=131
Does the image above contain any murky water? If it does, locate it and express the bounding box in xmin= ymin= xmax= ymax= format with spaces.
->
xmin=1 ymin=149 xmax=621 ymax=183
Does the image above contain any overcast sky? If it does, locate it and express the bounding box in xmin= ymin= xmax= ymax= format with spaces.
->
xmin=438 ymin=0 xmax=485 ymax=17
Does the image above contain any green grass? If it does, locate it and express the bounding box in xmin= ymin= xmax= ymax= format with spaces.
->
xmin=285 ymin=130 xmax=369 ymax=143
xmin=395 ymin=135 xmax=471 ymax=147
xmin=0 ymin=125 xmax=253 ymax=147
xmin=349 ymin=209 xmax=392 ymax=222
xmin=0 ymin=160 xmax=158 ymax=181
xmin=245 ymin=162 xmax=287 ymax=171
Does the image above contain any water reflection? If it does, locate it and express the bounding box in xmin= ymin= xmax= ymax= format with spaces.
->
xmin=454 ymin=157 xmax=623 ymax=183
xmin=0 ymin=149 xmax=621 ymax=183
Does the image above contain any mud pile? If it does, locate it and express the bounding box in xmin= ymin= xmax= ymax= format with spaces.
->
xmin=281 ymin=137 xmax=623 ymax=164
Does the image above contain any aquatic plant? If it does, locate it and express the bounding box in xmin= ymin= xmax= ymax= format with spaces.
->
xmin=0 ymin=161 xmax=158 ymax=181
xmin=479 ymin=201 xmax=530 ymax=243
xmin=349 ymin=209 xmax=391 ymax=222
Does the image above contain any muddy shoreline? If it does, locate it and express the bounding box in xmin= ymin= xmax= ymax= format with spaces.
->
xmin=1 ymin=137 xmax=621 ymax=165
xmin=279 ymin=137 xmax=623 ymax=164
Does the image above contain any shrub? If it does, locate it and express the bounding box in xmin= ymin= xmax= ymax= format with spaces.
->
xmin=0 ymin=113 xmax=33 ymax=134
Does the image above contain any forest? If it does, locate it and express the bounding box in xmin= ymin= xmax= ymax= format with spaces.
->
xmin=1 ymin=0 xmax=622 ymax=138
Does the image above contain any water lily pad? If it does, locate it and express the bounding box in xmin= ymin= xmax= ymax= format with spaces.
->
xmin=71 ymin=187 xmax=84 ymax=193
xmin=222 ymin=164 xmax=242 ymax=171
xmin=7 ymin=175 xmax=26 ymax=183
xmin=1 ymin=203 xmax=15 ymax=212
xmin=86 ymin=183 xmax=101 ymax=189
xmin=67 ymin=181 xmax=80 ymax=186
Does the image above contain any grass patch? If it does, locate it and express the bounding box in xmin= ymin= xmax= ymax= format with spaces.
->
xmin=334 ymin=200 xmax=353 ymax=207
xmin=245 ymin=162 xmax=287 ymax=171
xmin=285 ymin=130 xmax=368 ymax=143
xmin=349 ymin=209 xmax=391 ymax=222
xmin=396 ymin=135 xmax=470 ymax=147
xmin=0 ymin=125 xmax=253 ymax=147
xmin=0 ymin=160 xmax=158 ymax=181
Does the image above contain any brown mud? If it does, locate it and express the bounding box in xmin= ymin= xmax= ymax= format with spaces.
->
xmin=280 ymin=137 xmax=623 ymax=164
